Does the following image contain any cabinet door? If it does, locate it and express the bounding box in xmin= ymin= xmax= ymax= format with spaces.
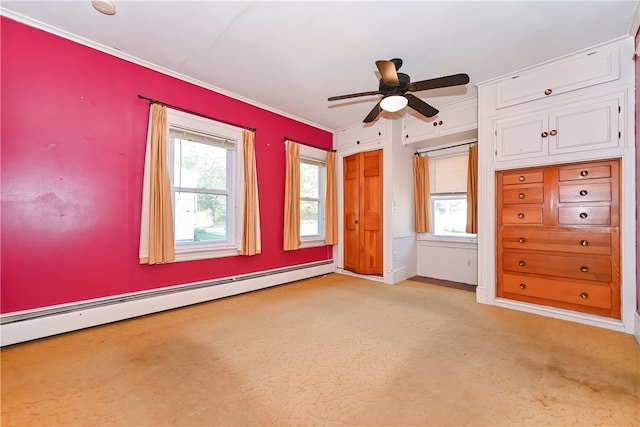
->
xmin=403 ymin=113 xmax=438 ymax=145
xmin=495 ymin=46 xmax=620 ymax=109
xmin=336 ymin=120 xmax=388 ymax=149
xmin=548 ymin=96 xmax=620 ymax=155
xmin=438 ymin=98 xmax=477 ymax=136
xmin=495 ymin=112 xmax=548 ymax=161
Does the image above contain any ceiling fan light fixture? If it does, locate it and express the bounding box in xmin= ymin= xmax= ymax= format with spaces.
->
xmin=380 ymin=95 xmax=408 ymax=113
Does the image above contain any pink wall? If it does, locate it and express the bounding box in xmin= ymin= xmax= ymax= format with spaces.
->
xmin=0 ymin=18 xmax=333 ymax=313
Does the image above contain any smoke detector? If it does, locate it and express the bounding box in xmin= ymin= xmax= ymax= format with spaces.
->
xmin=92 ymin=0 xmax=116 ymax=15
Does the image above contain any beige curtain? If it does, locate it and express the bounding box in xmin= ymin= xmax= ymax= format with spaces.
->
xmin=283 ymin=141 xmax=301 ymax=250
xmin=466 ymin=144 xmax=478 ymax=234
xmin=239 ymin=130 xmax=262 ymax=255
xmin=413 ymin=154 xmax=431 ymax=233
xmin=139 ymin=104 xmax=175 ymax=264
xmin=324 ymin=151 xmax=338 ymax=245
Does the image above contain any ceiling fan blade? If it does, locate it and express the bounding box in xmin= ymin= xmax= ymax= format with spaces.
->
xmin=328 ymin=90 xmax=383 ymax=101
xmin=376 ymin=60 xmax=399 ymax=86
xmin=408 ymin=73 xmax=470 ymax=92
xmin=363 ymin=101 xmax=382 ymax=123
xmin=405 ymin=94 xmax=439 ymax=118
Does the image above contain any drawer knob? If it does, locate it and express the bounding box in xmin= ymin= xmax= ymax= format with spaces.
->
xmin=519 ymin=283 xmax=527 ymax=289
xmin=580 ymin=266 xmax=589 ymax=273
xmin=580 ymin=292 xmax=589 ymax=299
xmin=580 ymin=170 xmax=589 ymax=177
xmin=541 ymin=131 xmax=548 ymax=138
xmin=579 ymin=212 xmax=588 ymax=219
xmin=544 ymin=89 xmax=552 ymax=95
xmin=518 ymin=260 xmax=526 ymax=267
xmin=579 ymin=189 xmax=588 ymax=196
xmin=549 ymin=129 xmax=557 ymax=136
xmin=517 ymin=213 xmax=525 ymax=219
xmin=580 ymin=240 xmax=589 ymax=246
xmin=518 ymin=176 xmax=525 ymax=182
xmin=518 ymin=193 xmax=526 ymax=199
xmin=518 ymin=237 xmax=526 ymax=243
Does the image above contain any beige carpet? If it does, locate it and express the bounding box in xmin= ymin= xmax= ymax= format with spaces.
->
xmin=2 ymin=273 xmax=639 ymax=426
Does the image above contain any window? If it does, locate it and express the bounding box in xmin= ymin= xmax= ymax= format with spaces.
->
xmin=299 ymin=145 xmax=326 ymax=246
xmin=167 ymin=109 xmax=243 ymax=261
xmin=428 ymin=149 xmax=476 ymax=240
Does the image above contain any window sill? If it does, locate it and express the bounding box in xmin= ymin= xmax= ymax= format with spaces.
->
xmin=300 ymin=238 xmax=327 ymax=249
xmin=416 ymin=234 xmax=477 ymax=249
xmin=173 ymin=246 xmax=239 ymax=262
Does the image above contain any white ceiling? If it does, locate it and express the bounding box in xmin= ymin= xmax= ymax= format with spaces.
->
xmin=2 ymin=1 xmax=638 ymax=131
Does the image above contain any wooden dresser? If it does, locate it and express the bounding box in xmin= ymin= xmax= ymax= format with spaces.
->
xmin=496 ymin=158 xmax=620 ymax=319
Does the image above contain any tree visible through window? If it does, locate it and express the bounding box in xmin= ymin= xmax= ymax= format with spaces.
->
xmin=300 ymin=158 xmax=325 ymax=239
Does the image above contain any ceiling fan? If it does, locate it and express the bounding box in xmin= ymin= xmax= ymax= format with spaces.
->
xmin=328 ymin=58 xmax=470 ymax=123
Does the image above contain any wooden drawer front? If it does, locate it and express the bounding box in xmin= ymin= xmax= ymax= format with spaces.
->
xmin=558 ymin=206 xmax=611 ymax=225
xmin=502 ymin=229 xmax=611 ymax=255
xmin=502 ymin=274 xmax=611 ymax=309
xmin=502 ymin=252 xmax=611 ymax=282
xmin=558 ymin=164 xmax=611 ymax=181
xmin=502 ymin=184 xmax=544 ymax=204
xmin=502 ymin=207 xmax=543 ymax=224
xmin=502 ymin=170 xmax=543 ymax=185
xmin=558 ymin=182 xmax=611 ymax=203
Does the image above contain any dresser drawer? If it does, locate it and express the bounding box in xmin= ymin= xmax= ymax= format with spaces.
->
xmin=502 ymin=251 xmax=611 ymax=282
xmin=502 ymin=229 xmax=611 ymax=255
xmin=558 ymin=206 xmax=611 ymax=225
xmin=501 ymin=207 xmax=543 ymax=224
xmin=558 ymin=182 xmax=611 ymax=203
xmin=502 ymin=184 xmax=544 ymax=204
xmin=558 ymin=163 xmax=611 ymax=181
xmin=502 ymin=273 xmax=611 ymax=309
xmin=502 ymin=170 xmax=543 ymax=185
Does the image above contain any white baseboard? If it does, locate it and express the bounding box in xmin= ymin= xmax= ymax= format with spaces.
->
xmin=1 ymin=261 xmax=335 ymax=346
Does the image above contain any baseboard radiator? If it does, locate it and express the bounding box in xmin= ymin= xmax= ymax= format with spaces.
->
xmin=1 ymin=260 xmax=335 ymax=346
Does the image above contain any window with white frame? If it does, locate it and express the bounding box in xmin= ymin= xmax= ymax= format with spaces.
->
xmin=428 ymin=148 xmax=476 ymax=240
xmin=167 ymin=109 xmax=243 ymax=261
xmin=299 ymin=145 xmax=326 ymax=245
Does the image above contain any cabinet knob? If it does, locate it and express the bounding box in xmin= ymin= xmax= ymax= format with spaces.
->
xmin=518 ymin=193 xmax=526 ymax=199
xmin=378 ymin=131 xmax=381 ymax=136
xmin=579 ymin=189 xmax=588 ymax=196
xmin=580 ymin=170 xmax=589 ymax=177
xmin=433 ymin=122 xmax=438 ymax=127
xmin=356 ymin=140 xmax=360 ymax=145
xmin=580 ymin=266 xmax=589 ymax=273
xmin=579 ymin=212 xmax=588 ymax=219
xmin=518 ymin=237 xmax=526 ymax=243
xmin=549 ymin=129 xmax=557 ymax=136
xmin=438 ymin=121 xmax=443 ymax=125
xmin=405 ymin=134 xmax=409 ymax=139
xmin=518 ymin=176 xmax=526 ymax=182
xmin=544 ymin=89 xmax=553 ymax=95
xmin=519 ymin=283 xmax=527 ymax=289
xmin=580 ymin=292 xmax=589 ymax=299
xmin=518 ymin=260 xmax=526 ymax=267
xmin=580 ymin=240 xmax=589 ymax=246
xmin=517 ymin=213 xmax=525 ymax=219
xmin=541 ymin=131 xmax=549 ymax=138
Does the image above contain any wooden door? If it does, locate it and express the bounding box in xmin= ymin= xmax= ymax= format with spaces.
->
xmin=343 ymin=149 xmax=383 ymax=276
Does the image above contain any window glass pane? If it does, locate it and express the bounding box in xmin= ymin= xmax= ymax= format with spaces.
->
xmin=174 ymin=192 xmax=227 ymax=243
xmin=300 ymin=163 xmax=319 ymax=198
xmin=300 ymin=200 xmax=319 ymax=236
xmin=173 ymin=137 xmax=227 ymax=190
xmin=433 ymin=197 xmax=470 ymax=236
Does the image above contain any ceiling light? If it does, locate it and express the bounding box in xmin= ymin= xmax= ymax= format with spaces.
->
xmin=380 ymin=95 xmax=408 ymax=113
xmin=92 ymin=0 xmax=116 ymax=15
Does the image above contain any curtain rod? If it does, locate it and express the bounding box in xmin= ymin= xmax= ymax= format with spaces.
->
xmin=284 ymin=136 xmax=336 ymax=152
xmin=415 ymin=141 xmax=476 ymax=156
xmin=137 ymin=95 xmax=256 ymax=132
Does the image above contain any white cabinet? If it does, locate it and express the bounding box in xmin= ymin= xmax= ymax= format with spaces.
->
xmin=495 ymin=45 xmax=620 ymax=110
xmin=403 ymin=97 xmax=477 ymax=145
xmin=336 ymin=119 xmax=389 ymax=149
xmin=494 ymin=92 xmax=622 ymax=162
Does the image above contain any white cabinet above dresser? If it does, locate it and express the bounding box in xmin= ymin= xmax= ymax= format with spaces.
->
xmin=402 ymin=97 xmax=477 ymax=146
